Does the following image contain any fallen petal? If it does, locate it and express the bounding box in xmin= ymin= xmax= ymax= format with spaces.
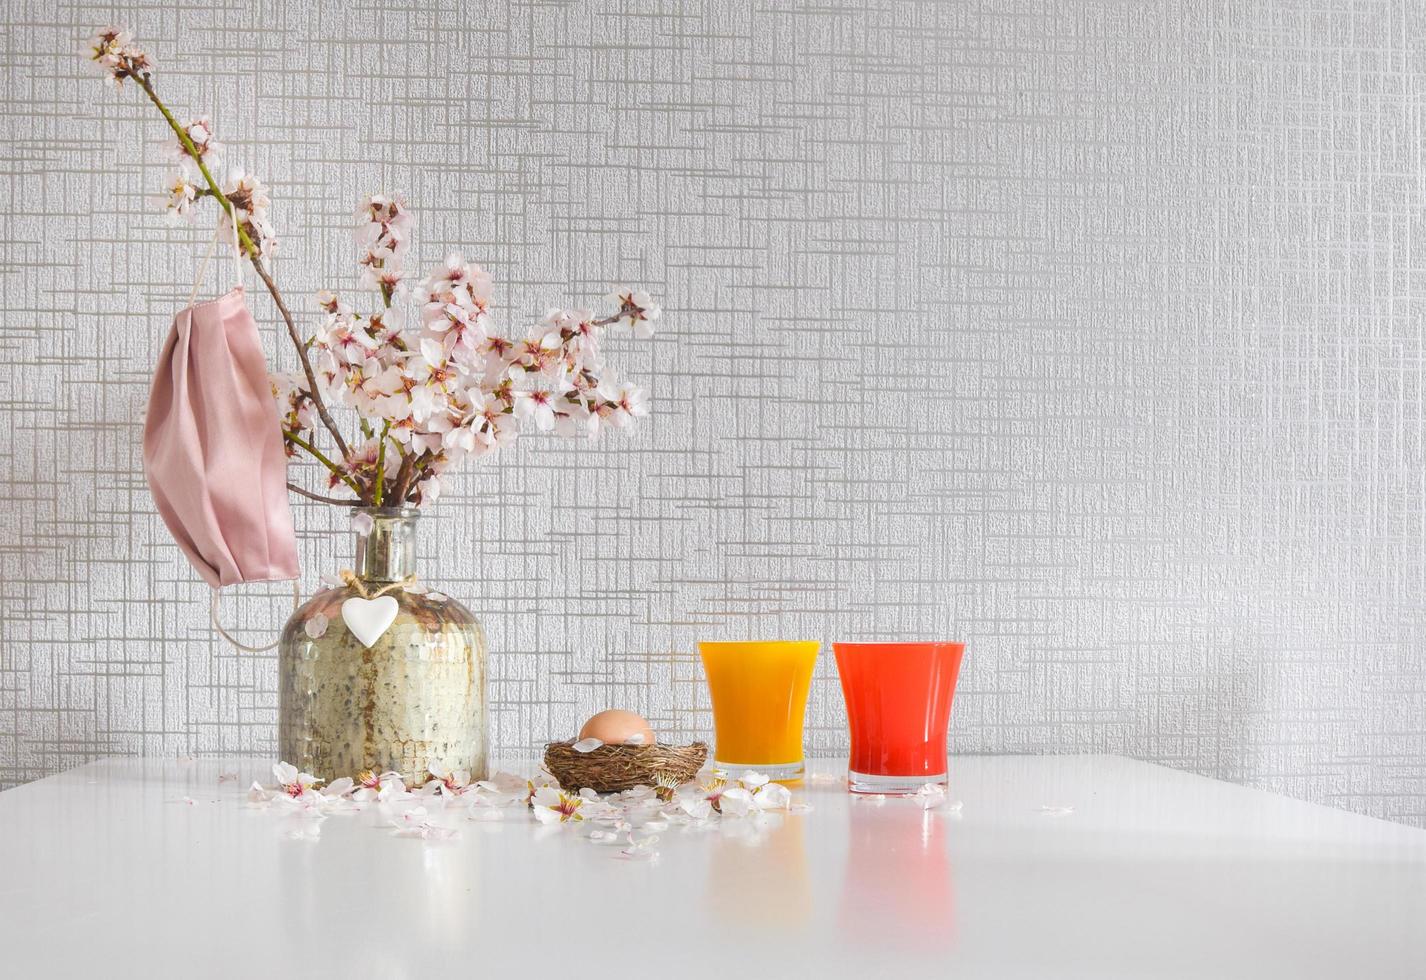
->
xmin=618 ymin=847 xmax=659 ymax=861
xmin=719 ymin=787 xmax=754 ymax=817
xmin=753 ymin=784 xmax=792 ymax=810
xmin=738 ymin=770 xmax=770 ymax=789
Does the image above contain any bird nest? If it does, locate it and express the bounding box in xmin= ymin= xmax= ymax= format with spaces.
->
xmin=543 ymin=740 xmax=709 ymax=794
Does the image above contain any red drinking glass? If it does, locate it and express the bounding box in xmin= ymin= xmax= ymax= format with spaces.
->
xmin=833 ymin=641 xmax=966 ymax=795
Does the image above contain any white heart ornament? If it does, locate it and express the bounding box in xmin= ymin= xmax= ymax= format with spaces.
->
xmin=341 ymin=595 xmax=399 ymax=649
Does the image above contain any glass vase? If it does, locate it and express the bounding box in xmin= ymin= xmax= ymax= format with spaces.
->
xmin=278 ymin=507 xmax=487 ymax=785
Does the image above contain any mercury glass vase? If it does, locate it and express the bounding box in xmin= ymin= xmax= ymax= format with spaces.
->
xmin=278 ymin=507 xmax=487 ymax=785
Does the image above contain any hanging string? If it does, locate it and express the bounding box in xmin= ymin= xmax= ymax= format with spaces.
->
xmin=186 ymin=222 xmax=223 ymax=307
xmin=209 ymin=581 xmax=301 ymax=653
xmin=185 ymin=208 xmax=246 ymax=307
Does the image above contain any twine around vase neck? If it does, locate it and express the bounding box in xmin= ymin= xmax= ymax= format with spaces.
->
xmin=340 ymin=569 xmax=417 ymax=599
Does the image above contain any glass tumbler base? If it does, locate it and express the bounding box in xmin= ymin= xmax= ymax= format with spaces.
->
xmin=713 ymin=759 xmax=805 ymax=781
xmin=847 ymin=769 xmax=948 ymax=796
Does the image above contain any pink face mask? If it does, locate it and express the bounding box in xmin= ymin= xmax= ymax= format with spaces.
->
xmin=143 ymin=225 xmax=300 ymax=605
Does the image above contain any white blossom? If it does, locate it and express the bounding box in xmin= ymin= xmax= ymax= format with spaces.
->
xmin=166 ymin=116 xmax=220 ymax=167
xmin=221 ymin=168 xmax=276 ymax=255
xmin=299 ymin=195 xmax=659 ymax=505
xmin=160 ymin=172 xmax=199 ymax=223
xmin=609 ymin=289 xmax=661 ymax=337
xmin=531 ymin=786 xmax=585 ymax=823
xmin=87 ymin=28 xmax=151 ymax=86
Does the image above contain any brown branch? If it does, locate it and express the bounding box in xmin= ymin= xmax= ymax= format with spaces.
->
xmin=132 ymin=71 xmax=351 ymax=464
xmin=251 ymin=255 xmax=350 ymax=460
xmin=287 ymin=482 xmax=359 ymax=506
xmin=390 ymin=452 xmax=418 ymax=504
xmin=283 ymin=430 xmax=362 ymax=496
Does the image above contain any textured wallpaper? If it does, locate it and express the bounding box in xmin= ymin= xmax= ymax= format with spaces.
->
xmin=2 ymin=0 xmax=1425 ymax=824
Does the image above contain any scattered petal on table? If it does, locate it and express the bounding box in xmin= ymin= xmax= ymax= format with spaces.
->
xmin=532 ymin=786 xmax=585 ymax=823
xmin=675 ymin=788 xmax=713 ymax=821
xmin=753 ymin=783 xmax=792 ymax=811
xmin=390 ymin=806 xmax=458 ymax=840
xmin=619 ymin=831 xmax=660 ymax=861
xmin=915 ymin=783 xmax=948 ymax=809
xmin=738 ymin=770 xmax=770 ymax=790
xmin=718 ymin=787 xmax=754 ymax=818
xmin=429 ymin=765 xmax=476 ymax=798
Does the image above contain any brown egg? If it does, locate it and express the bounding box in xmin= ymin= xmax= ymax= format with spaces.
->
xmin=579 ymin=709 xmax=656 ymax=746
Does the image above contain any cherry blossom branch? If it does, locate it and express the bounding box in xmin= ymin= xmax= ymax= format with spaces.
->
xmin=249 ymin=254 xmax=351 ymax=460
xmin=129 ymin=70 xmax=351 ymax=463
xmin=284 ymin=430 xmax=363 ymax=496
xmin=286 ymin=483 xmax=359 ymax=506
xmin=373 ymin=421 xmax=391 ymax=505
xmin=93 ymin=30 xmax=658 ymax=513
xmin=391 ymin=452 xmax=420 ymax=504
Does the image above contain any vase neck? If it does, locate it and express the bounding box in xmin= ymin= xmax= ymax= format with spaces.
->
xmin=353 ymin=508 xmax=418 ymax=582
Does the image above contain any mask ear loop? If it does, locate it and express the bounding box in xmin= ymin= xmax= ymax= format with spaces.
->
xmin=209 ymin=583 xmax=301 ymax=653
xmin=204 ymin=209 xmax=281 ymax=652
xmin=186 ymin=220 xmax=224 ymax=308
xmin=226 ymin=202 xmax=246 ymax=289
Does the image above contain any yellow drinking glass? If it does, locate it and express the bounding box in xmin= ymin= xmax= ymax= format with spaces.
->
xmin=698 ymin=640 xmax=820 ymax=780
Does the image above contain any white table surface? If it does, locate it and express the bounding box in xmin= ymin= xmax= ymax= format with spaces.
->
xmin=1 ymin=755 xmax=1422 ymax=979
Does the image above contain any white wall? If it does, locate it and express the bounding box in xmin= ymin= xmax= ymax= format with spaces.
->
xmin=3 ymin=0 xmax=1424 ymax=823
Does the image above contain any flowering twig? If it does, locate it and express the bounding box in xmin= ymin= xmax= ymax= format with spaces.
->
xmin=91 ymin=29 xmax=352 ymax=465
xmin=286 ymin=482 xmax=358 ymax=506
xmin=91 ymin=28 xmax=659 ymax=513
xmin=373 ymin=421 xmax=391 ymax=505
xmin=249 ymin=255 xmax=352 ymax=462
xmin=284 ymin=430 xmax=361 ymax=495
